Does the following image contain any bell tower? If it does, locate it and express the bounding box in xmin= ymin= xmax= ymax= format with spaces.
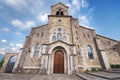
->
xmin=51 ymin=2 xmax=69 ymax=16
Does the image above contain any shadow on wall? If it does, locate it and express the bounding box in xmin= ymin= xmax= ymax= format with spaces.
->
xmin=5 ymin=56 xmax=17 ymax=73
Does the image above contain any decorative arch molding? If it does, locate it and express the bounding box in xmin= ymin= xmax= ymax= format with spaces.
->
xmin=49 ymin=26 xmax=69 ymax=43
xmin=50 ymin=26 xmax=69 ymax=33
xmin=48 ymin=43 xmax=71 ymax=55
xmin=49 ymin=45 xmax=70 ymax=74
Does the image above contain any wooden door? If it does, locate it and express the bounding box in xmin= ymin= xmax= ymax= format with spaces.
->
xmin=54 ymin=50 xmax=64 ymax=73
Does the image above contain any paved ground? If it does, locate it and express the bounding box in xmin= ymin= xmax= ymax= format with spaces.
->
xmin=87 ymin=72 xmax=120 ymax=79
xmin=76 ymin=71 xmax=120 ymax=80
xmin=0 ymin=73 xmax=81 ymax=80
xmin=0 ymin=71 xmax=120 ymax=80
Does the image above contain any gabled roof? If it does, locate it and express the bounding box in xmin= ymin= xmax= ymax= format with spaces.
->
xmin=79 ymin=25 xmax=95 ymax=31
xmin=43 ymin=40 xmax=75 ymax=46
xmin=32 ymin=24 xmax=48 ymax=29
xmin=51 ymin=2 xmax=68 ymax=8
xmin=96 ymin=34 xmax=118 ymax=42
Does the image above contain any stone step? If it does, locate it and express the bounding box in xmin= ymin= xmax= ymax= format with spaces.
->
xmin=112 ymin=68 xmax=120 ymax=71
xmin=87 ymin=72 xmax=120 ymax=79
xmin=104 ymin=70 xmax=120 ymax=73
xmin=30 ymin=74 xmax=82 ymax=80
xmin=75 ymin=73 xmax=107 ymax=80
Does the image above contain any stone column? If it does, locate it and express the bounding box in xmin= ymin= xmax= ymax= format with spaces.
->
xmin=100 ymin=50 xmax=111 ymax=70
xmin=69 ymin=46 xmax=77 ymax=74
xmin=39 ymin=54 xmax=49 ymax=74
xmin=39 ymin=45 xmax=50 ymax=74
xmin=95 ymin=38 xmax=111 ymax=70
xmin=67 ymin=54 xmax=71 ymax=75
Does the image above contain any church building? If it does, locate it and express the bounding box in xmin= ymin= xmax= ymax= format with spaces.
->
xmin=12 ymin=2 xmax=120 ymax=75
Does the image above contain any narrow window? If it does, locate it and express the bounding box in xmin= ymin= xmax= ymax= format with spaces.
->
xmin=63 ymin=36 xmax=67 ymax=42
xmin=57 ymin=33 xmax=62 ymax=40
xmin=34 ymin=43 xmax=40 ymax=57
xmin=76 ymin=37 xmax=78 ymax=40
xmin=52 ymin=36 xmax=56 ymax=42
xmin=37 ymin=33 xmax=39 ymax=37
xmin=83 ymin=33 xmax=86 ymax=38
xmin=56 ymin=11 xmax=59 ymax=15
xmin=87 ymin=45 xmax=94 ymax=59
xmin=88 ymin=34 xmax=90 ymax=38
xmin=41 ymin=32 xmax=43 ymax=37
xmin=60 ymin=11 xmax=64 ymax=15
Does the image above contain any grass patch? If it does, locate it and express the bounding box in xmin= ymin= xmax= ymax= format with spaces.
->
xmin=110 ymin=64 xmax=120 ymax=68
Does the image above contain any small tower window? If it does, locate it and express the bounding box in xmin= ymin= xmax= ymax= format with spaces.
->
xmin=56 ymin=9 xmax=64 ymax=16
xmin=61 ymin=11 xmax=64 ymax=15
xmin=56 ymin=11 xmax=59 ymax=15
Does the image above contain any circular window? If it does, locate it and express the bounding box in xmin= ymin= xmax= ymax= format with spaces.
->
xmin=58 ymin=28 xmax=62 ymax=32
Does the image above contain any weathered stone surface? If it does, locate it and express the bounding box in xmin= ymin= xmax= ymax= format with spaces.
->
xmin=1 ymin=2 xmax=120 ymax=75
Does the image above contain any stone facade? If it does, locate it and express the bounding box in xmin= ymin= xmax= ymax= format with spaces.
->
xmin=13 ymin=2 xmax=120 ymax=75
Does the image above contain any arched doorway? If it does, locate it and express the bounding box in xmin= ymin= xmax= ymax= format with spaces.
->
xmin=54 ymin=50 xmax=64 ymax=73
xmin=5 ymin=56 xmax=16 ymax=73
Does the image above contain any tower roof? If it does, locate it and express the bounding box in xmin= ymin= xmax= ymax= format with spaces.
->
xmin=51 ymin=2 xmax=68 ymax=8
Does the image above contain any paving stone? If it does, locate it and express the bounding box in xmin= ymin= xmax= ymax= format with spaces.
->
xmin=0 ymin=73 xmax=82 ymax=80
xmin=88 ymin=72 xmax=120 ymax=79
xmin=76 ymin=73 xmax=107 ymax=80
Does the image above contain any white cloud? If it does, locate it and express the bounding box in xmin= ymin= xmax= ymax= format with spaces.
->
xmin=2 ymin=42 xmax=23 ymax=52
xmin=16 ymin=43 xmax=23 ymax=48
xmin=0 ymin=27 xmax=11 ymax=32
xmin=4 ymin=0 xmax=45 ymax=15
xmin=72 ymin=0 xmax=81 ymax=10
xmin=79 ymin=15 xmax=89 ymax=26
xmin=12 ymin=20 xmax=35 ymax=30
xmin=11 ymin=47 xmax=17 ymax=51
xmin=66 ymin=0 xmax=81 ymax=16
xmin=12 ymin=20 xmax=23 ymax=26
xmin=4 ymin=0 xmax=28 ymax=12
xmin=10 ymin=43 xmax=23 ymax=52
xmin=37 ymin=13 xmax=48 ymax=23
xmin=81 ymin=0 xmax=88 ymax=8
xmin=1 ymin=39 xmax=7 ymax=43
xmin=15 ymin=32 xmax=22 ymax=35
xmin=79 ymin=15 xmax=94 ymax=29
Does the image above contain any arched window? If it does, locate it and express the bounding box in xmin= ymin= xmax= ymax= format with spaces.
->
xmin=52 ymin=36 xmax=56 ymax=42
xmin=56 ymin=11 xmax=59 ymax=15
xmin=87 ymin=45 xmax=94 ymax=59
xmin=57 ymin=33 xmax=62 ymax=40
xmin=34 ymin=44 xmax=40 ymax=57
xmin=56 ymin=9 xmax=64 ymax=16
xmin=61 ymin=11 xmax=64 ymax=15
xmin=58 ymin=28 xmax=62 ymax=32
xmin=63 ymin=36 xmax=67 ymax=42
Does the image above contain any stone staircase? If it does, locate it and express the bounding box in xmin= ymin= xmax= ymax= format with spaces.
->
xmin=75 ymin=71 xmax=120 ymax=80
xmin=104 ymin=68 xmax=120 ymax=73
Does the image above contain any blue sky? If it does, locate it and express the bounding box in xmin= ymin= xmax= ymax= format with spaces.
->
xmin=0 ymin=0 xmax=120 ymax=53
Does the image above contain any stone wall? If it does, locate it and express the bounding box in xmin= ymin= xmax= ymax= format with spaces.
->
xmin=15 ymin=2 xmax=120 ymax=74
xmin=97 ymin=35 xmax=120 ymax=65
